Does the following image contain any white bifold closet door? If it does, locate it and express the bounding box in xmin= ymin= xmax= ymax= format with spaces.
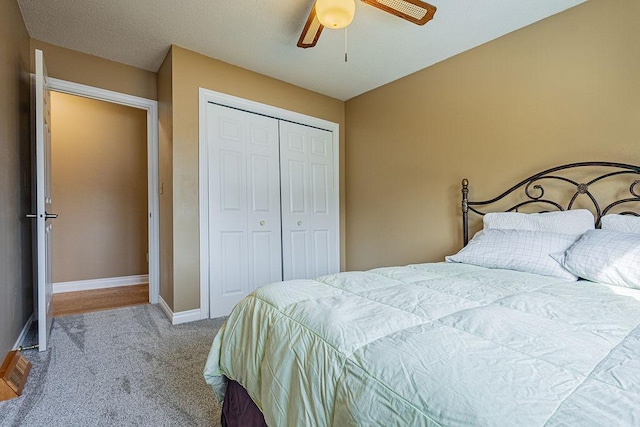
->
xmin=280 ymin=121 xmax=338 ymax=280
xmin=206 ymin=101 xmax=339 ymax=317
xmin=207 ymin=103 xmax=282 ymax=318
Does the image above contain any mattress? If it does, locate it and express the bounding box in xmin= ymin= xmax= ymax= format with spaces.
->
xmin=204 ymin=262 xmax=640 ymax=426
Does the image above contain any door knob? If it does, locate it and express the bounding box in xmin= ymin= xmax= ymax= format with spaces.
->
xmin=297 ymin=221 xmax=303 ymax=226
xmin=260 ymin=220 xmax=266 ymax=226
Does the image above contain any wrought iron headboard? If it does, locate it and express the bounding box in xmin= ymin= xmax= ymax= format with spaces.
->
xmin=461 ymin=162 xmax=640 ymax=246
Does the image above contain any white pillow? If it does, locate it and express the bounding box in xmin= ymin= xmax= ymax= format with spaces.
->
xmin=483 ymin=210 xmax=595 ymax=235
xmin=553 ymin=229 xmax=640 ymax=289
xmin=446 ymin=229 xmax=579 ymax=281
xmin=600 ymin=214 xmax=640 ymax=234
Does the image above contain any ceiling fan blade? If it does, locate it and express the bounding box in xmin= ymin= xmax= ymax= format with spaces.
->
xmin=297 ymin=3 xmax=324 ymax=48
xmin=361 ymin=0 xmax=436 ymax=25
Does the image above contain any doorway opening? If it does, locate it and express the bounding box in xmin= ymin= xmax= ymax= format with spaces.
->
xmin=47 ymin=79 xmax=159 ymax=317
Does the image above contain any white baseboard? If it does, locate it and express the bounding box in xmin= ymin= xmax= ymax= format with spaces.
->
xmin=158 ymin=296 xmax=173 ymax=322
xmin=173 ymin=308 xmax=202 ymax=325
xmin=13 ymin=313 xmax=34 ymax=350
xmin=158 ymin=296 xmax=203 ymax=325
xmin=54 ymin=274 xmax=149 ymax=294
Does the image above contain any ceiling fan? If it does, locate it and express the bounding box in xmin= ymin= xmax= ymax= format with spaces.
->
xmin=297 ymin=0 xmax=437 ymax=49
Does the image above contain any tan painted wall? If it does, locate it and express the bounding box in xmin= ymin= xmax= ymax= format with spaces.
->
xmin=30 ymin=39 xmax=157 ymax=100
xmin=0 ymin=0 xmax=32 ymax=355
xmin=345 ymin=0 xmax=640 ymax=271
xmin=167 ymin=45 xmax=346 ymax=312
xmin=50 ymin=92 xmax=148 ymax=282
xmin=157 ymin=49 xmax=174 ymax=307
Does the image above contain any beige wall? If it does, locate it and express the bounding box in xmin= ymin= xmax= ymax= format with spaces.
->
xmin=0 ymin=0 xmax=32 ymax=355
xmin=30 ymin=39 xmax=157 ymax=100
xmin=15 ymin=0 xmax=632 ymax=317
xmin=157 ymin=49 xmax=174 ymax=308
xmin=50 ymin=92 xmax=148 ymax=283
xmin=166 ymin=45 xmax=346 ymax=312
xmin=345 ymin=0 xmax=640 ymax=270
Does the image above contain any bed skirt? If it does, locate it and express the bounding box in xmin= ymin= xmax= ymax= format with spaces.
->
xmin=221 ymin=380 xmax=267 ymax=427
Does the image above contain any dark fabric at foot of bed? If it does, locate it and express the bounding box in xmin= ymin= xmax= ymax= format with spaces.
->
xmin=221 ymin=380 xmax=268 ymax=427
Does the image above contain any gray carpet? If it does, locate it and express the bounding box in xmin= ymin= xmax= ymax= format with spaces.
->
xmin=0 ymin=305 xmax=225 ymax=426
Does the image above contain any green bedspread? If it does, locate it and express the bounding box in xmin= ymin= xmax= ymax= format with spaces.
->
xmin=204 ymin=262 xmax=640 ymax=426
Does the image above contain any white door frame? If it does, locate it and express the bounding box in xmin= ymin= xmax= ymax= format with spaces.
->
xmin=198 ymin=88 xmax=340 ymax=319
xmin=48 ymin=78 xmax=160 ymax=304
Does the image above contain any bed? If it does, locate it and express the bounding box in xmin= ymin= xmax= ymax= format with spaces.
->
xmin=204 ymin=161 xmax=640 ymax=426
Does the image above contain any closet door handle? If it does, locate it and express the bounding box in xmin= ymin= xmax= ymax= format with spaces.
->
xmin=297 ymin=221 xmax=303 ymax=226
xmin=259 ymin=220 xmax=266 ymax=226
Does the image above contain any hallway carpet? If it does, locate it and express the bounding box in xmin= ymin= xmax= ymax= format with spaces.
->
xmin=0 ymin=305 xmax=225 ymax=426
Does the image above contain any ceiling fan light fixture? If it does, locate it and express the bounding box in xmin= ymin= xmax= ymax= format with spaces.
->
xmin=315 ymin=0 xmax=356 ymax=29
xmin=298 ymin=0 xmax=437 ymax=49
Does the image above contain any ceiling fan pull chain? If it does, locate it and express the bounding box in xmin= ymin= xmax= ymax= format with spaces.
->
xmin=344 ymin=27 xmax=348 ymax=62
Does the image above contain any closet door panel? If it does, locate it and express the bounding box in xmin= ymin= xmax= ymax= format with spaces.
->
xmin=313 ymin=230 xmax=330 ymax=277
xmin=286 ymin=131 xmax=307 ymax=153
xmin=219 ymin=231 xmax=247 ymax=295
xmin=220 ymin=151 xmax=243 ymax=213
xmin=251 ymin=231 xmax=275 ymax=287
xmin=280 ymin=125 xmax=311 ymax=280
xmin=281 ymin=158 xmax=310 ymax=280
xmin=290 ymin=230 xmax=310 ymax=279
xmin=208 ymin=103 xmax=281 ymax=317
xmin=209 ymin=105 xmax=249 ymax=317
xmin=280 ymin=121 xmax=338 ymax=280
xmin=246 ymin=117 xmax=282 ymax=289
xmin=249 ymin=155 xmax=271 ymax=212
xmin=311 ymin=164 xmax=329 ymax=214
xmin=308 ymin=128 xmax=337 ymax=277
xmin=287 ymin=160 xmax=307 ymax=214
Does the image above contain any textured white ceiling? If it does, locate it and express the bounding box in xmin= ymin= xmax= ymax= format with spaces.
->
xmin=17 ymin=0 xmax=588 ymax=101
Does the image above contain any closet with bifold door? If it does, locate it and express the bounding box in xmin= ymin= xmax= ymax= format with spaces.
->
xmin=206 ymin=102 xmax=339 ymax=317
